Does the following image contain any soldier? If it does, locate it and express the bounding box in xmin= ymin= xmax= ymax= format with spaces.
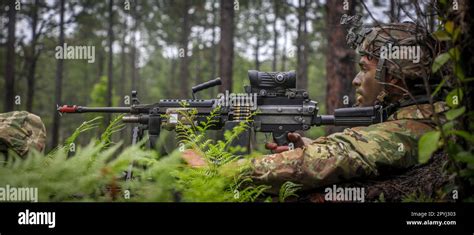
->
xmin=183 ymin=22 xmax=447 ymax=192
xmin=0 ymin=111 xmax=47 ymax=158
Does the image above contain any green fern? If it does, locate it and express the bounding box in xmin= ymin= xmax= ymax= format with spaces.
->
xmin=98 ymin=114 xmax=125 ymax=148
xmin=46 ymin=116 xmax=102 ymax=158
xmin=279 ymin=181 xmax=302 ymax=202
xmin=0 ymin=108 xmax=272 ymax=202
xmin=171 ymin=105 xmax=269 ymax=202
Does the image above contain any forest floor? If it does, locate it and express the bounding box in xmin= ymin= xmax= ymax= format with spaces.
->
xmin=296 ymin=152 xmax=455 ymax=202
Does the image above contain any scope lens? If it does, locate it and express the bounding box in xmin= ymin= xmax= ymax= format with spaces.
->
xmin=275 ymin=73 xmax=285 ymax=83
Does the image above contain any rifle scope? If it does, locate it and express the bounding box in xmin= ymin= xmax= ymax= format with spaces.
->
xmin=247 ymin=70 xmax=296 ymax=96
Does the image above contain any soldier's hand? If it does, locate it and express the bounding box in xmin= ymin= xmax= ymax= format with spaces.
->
xmin=265 ymin=132 xmax=312 ymax=153
xmin=181 ymin=149 xmax=207 ymax=168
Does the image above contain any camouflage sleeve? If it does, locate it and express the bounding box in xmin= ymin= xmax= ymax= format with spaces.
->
xmin=249 ymin=120 xmax=434 ymax=191
xmin=0 ymin=111 xmax=46 ymax=156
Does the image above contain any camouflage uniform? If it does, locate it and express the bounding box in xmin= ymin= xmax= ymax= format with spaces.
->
xmin=247 ymin=22 xmax=441 ymax=191
xmin=0 ymin=111 xmax=47 ymax=156
xmin=250 ymin=102 xmax=448 ymax=190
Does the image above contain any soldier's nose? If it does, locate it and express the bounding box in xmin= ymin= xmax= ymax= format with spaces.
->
xmin=352 ymin=74 xmax=362 ymax=87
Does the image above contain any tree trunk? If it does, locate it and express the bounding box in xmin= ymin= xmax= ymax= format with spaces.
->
xmin=194 ymin=47 xmax=202 ymax=85
xmin=296 ymin=0 xmax=309 ymax=89
xmin=302 ymin=0 xmax=309 ymax=88
xmin=130 ymin=47 xmax=137 ymax=91
xmin=105 ymin=0 xmax=114 ymax=125
xmin=178 ymin=1 xmax=191 ymax=98
xmin=325 ymin=0 xmax=356 ymax=134
xmin=272 ymin=2 xmax=279 ymax=71
xmin=210 ymin=0 xmax=218 ymax=98
xmin=254 ymin=38 xmax=260 ymax=71
xmin=52 ymin=0 xmax=65 ymax=148
xmin=4 ymin=0 xmax=16 ymax=112
xmin=130 ymin=5 xmax=138 ymax=92
xmin=280 ymin=15 xmax=287 ymax=72
xmin=168 ymin=59 xmax=177 ymax=97
xmin=218 ymin=0 xmax=234 ymax=93
xmin=26 ymin=59 xmax=37 ymax=112
xmin=120 ymin=19 xmax=127 ymax=105
xmin=26 ymin=0 xmax=40 ymax=112
xmin=97 ymin=50 xmax=104 ymax=81
xmin=119 ymin=6 xmax=128 ymax=148
xmin=253 ymin=1 xmax=262 ymax=71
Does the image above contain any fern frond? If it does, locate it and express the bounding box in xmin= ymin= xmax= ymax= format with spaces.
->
xmin=279 ymin=181 xmax=302 ymax=202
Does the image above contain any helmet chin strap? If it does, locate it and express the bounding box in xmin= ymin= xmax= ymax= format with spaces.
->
xmin=375 ymin=56 xmax=386 ymax=82
xmin=374 ymin=55 xmax=389 ymax=106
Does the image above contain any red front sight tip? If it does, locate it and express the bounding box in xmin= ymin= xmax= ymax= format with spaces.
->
xmin=58 ymin=105 xmax=78 ymax=113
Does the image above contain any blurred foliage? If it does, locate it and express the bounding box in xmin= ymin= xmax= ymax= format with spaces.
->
xmin=417 ymin=1 xmax=474 ymax=201
xmin=402 ymin=191 xmax=436 ymax=203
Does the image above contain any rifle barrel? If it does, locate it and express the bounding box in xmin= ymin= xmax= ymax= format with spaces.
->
xmin=58 ymin=105 xmax=131 ymax=113
xmin=313 ymin=106 xmax=383 ymax=127
xmin=80 ymin=107 xmax=131 ymax=113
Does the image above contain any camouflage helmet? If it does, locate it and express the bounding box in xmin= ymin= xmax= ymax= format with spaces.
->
xmin=355 ymin=22 xmax=436 ymax=84
xmin=341 ymin=15 xmax=437 ymax=103
xmin=0 ymin=111 xmax=46 ymax=156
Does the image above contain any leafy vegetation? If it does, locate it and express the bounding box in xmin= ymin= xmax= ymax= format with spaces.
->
xmin=415 ymin=2 xmax=474 ymax=201
xmin=0 ymin=108 xmax=303 ymax=202
xmin=279 ymin=181 xmax=302 ymax=202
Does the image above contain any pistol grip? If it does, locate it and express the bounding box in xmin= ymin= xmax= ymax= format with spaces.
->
xmin=273 ymin=131 xmax=290 ymax=146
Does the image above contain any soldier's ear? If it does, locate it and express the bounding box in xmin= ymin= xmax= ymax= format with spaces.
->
xmin=388 ymin=76 xmax=398 ymax=84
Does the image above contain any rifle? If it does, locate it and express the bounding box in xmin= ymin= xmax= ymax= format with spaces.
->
xmin=58 ymin=70 xmax=387 ymax=154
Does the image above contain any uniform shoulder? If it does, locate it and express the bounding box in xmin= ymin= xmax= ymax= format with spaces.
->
xmin=387 ymin=101 xmax=449 ymax=121
xmin=0 ymin=111 xmax=46 ymax=156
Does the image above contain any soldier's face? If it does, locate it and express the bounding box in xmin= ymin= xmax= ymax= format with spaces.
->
xmin=352 ymin=56 xmax=383 ymax=107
